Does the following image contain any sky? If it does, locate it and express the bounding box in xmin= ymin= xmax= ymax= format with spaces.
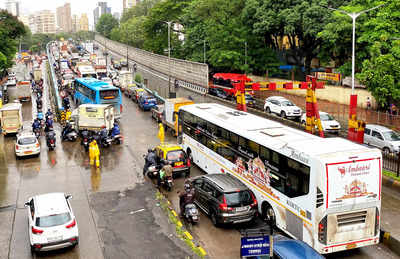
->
xmin=0 ymin=0 xmax=122 ymax=28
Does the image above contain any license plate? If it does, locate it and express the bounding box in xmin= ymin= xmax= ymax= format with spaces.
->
xmin=236 ymin=206 xmax=248 ymax=212
xmin=168 ymin=180 xmax=173 ymax=183
xmin=192 ymin=216 xmax=198 ymax=220
xmin=47 ymin=236 xmax=62 ymax=242
xmin=346 ymin=243 xmax=357 ymax=249
xmin=24 ymin=151 xmax=32 ymax=154
xmin=175 ymin=162 xmax=183 ymax=166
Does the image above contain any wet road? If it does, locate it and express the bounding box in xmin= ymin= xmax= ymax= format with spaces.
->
xmin=95 ymin=44 xmax=400 ymax=259
xmin=0 ymin=62 xmax=193 ymax=259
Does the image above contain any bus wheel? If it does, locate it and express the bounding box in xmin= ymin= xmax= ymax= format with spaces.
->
xmin=262 ymin=203 xmax=276 ymax=227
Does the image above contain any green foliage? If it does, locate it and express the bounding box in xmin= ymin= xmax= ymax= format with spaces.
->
xmin=120 ymin=0 xmax=160 ymax=23
xmin=0 ymin=10 xmax=26 ymax=72
xmin=96 ymin=14 xmax=119 ymax=38
xmin=135 ymin=73 xmax=143 ymax=83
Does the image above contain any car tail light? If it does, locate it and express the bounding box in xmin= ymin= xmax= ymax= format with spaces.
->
xmin=250 ymin=191 xmax=258 ymax=208
xmin=32 ymin=226 xmax=43 ymax=234
xmin=35 ymin=143 xmax=39 ymax=148
xmin=219 ymin=196 xmax=233 ymax=212
xmin=318 ymin=216 xmax=327 ymax=244
xmin=70 ymin=237 xmax=77 ymax=242
xmin=34 ymin=244 xmax=42 ymax=249
xmin=16 ymin=145 xmax=19 ymax=150
xmin=66 ymin=219 xmax=76 ymax=229
xmin=120 ymin=104 xmax=123 ymax=113
xmin=50 ymin=139 xmax=54 ymax=144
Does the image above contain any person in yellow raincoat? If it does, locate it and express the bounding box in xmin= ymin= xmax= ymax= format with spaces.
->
xmin=65 ymin=109 xmax=71 ymax=121
xmin=89 ymin=140 xmax=100 ymax=167
xmin=158 ymin=123 xmax=165 ymax=144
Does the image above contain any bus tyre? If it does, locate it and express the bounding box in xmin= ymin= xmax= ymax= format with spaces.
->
xmin=262 ymin=203 xmax=276 ymax=228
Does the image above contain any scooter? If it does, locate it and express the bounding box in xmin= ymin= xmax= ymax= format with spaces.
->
xmin=46 ymin=130 xmax=56 ymax=151
xmin=33 ymin=127 xmax=41 ymax=138
xmin=98 ymin=132 xmax=112 ymax=148
xmin=183 ymin=203 xmax=199 ymax=224
xmin=62 ymin=129 xmax=78 ymax=142
xmin=161 ymin=175 xmax=173 ymax=191
xmin=110 ymin=134 xmax=123 ymax=145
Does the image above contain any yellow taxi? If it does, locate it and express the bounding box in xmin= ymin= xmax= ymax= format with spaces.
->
xmin=133 ymin=88 xmax=145 ymax=103
xmin=155 ymin=143 xmax=190 ymax=177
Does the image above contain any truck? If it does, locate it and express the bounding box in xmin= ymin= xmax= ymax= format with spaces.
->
xmin=162 ymin=98 xmax=194 ymax=136
xmin=33 ymin=68 xmax=42 ymax=83
xmin=16 ymin=81 xmax=31 ymax=101
xmin=70 ymin=104 xmax=115 ymax=132
xmin=94 ymin=57 xmax=107 ymax=78
xmin=0 ymin=102 xmax=23 ymax=135
xmin=118 ymin=71 xmax=133 ymax=92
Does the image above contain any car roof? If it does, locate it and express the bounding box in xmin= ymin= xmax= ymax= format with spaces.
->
xmin=203 ymin=173 xmax=249 ymax=192
xmin=33 ymin=193 xmax=70 ymax=217
xmin=273 ymin=239 xmax=324 ymax=259
xmin=17 ymin=131 xmax=36 ymax=139
xmin=365 ymin=124 xmax=392 ymax=132
xmin=157 ymin=143 xmax=183 ymax=151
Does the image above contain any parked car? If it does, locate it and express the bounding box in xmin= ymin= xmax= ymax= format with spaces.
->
xmin=364 ymin=124 xmax=400 ymax=153
xmin=6 ymin=78 xmax=16 ymax=86
xmin=301 ymin=111 xmax=341 ymax=134
xmin=188 ymin=173 xmax=257 ymax=226
xmin=15 ymin=131 xmax=40 ymax=157
xmin=25 ymin=192 xmax=79 ymax=253
xmin=151 ymin=104 xmax=164 ymax=122
xmin=273 ymin=234 xmax=324 ymax=259
xmin=245 ymin=94 xmax=256 ymax=108
xmin=155 ymin=143 xmax=190 ymax=177
xmin=113 ymin=61 xmax=121 ymax=70
xmin=133 ymin=88 xmax=145 ymax=103
xmin=264 ymin=96 xmax=302 ymax=120
xmin=138 ymin=94 xmax=157 ymax=111
xmin=208 ymin=87 xmax=228 ymax=99
xmin=125 ymin=84 xmax=138 ymax=98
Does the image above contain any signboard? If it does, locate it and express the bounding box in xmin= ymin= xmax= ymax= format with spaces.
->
xmin=316 ymin=72 xmax=341 ymax=82
xmin=241 ymin=236 xmax=271 ymax=258
xmin=326 ymin=158 xmax=380 ymax=208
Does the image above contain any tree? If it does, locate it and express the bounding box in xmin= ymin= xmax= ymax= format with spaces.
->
xmin=0 ymin=10 xmax=26 ymax=73
xmin=96 ymin=14 xmax=119 ymax=38
xmin=120 ymin=0 xmax=160 ymax=23
xmin=246 ymin=0 xmax=342 ymax=76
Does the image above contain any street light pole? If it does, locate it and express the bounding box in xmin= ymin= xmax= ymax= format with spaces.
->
xmin=245 ymin=41 xmax=247 ymax=74
xmin=326 ymin=4 xmax=385 ymax=94
xmin=167 ymin=21 xmax=172 ymax=98
xmin=203 ymin=40 xmax=206 ymax=64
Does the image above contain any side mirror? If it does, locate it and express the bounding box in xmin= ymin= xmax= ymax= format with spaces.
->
xmin=66 ymin=195 xmax=73 ymax=200
xmin=24 ymin=202 xmax=30 ymax=207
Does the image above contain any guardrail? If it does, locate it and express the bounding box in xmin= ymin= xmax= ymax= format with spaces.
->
xmin=46 ymin=42 xmax=64 ymax=120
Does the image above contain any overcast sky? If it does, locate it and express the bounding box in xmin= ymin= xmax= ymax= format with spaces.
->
xmin=0 ymin=0 xmax=122 ymax=28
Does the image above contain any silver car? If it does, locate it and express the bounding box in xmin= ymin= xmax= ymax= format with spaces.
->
xmin=364 ymin=124 xmax=400 ymax=153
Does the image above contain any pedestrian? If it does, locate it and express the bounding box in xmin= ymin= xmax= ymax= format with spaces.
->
xmin=65 ymin=109 xmax=71 ymax=121
xmin=158 ymin=123 xmax=165 ymax=144
xmin=366 ymin=97 xmax=371 ymax=110
xmin=89 ymin=140 xmax=100 ymax=168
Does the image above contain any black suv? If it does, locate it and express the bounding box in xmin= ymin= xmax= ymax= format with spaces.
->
xmin=189 ymin=174 xmax=257 ymax=226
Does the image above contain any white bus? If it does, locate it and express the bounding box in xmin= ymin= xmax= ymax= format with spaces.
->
xmin=178 ymin=103 xmax=382 ymax=254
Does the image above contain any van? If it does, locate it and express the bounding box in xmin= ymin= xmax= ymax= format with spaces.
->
xmin=364 ymin=124 xmax=400 ymax=153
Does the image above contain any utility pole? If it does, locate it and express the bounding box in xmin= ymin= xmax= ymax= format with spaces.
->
xmin=245 ymin=41 xmax=247 ymax=74
xmin=167 ymin=21 xmax=174 ymax=98
xmin=203 ymin=40 xmax=206 ymax=64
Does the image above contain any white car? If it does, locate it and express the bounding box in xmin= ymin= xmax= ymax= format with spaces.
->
xmin=25 ymin=193 xmax=79 ymax=253
xmin=264 ymin=96 xmax=302 ymax=120
xmin=8 ymin=72 xmax=16 ymax=78
xmin=364 ymin=124 xmax=400 ymax=153
xmin=15 ymin=132 xmax=40 ymax=157
xmin=301 ymin=111 xmax=341 ymax=134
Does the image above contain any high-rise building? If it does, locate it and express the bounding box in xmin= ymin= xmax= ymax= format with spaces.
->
xmin=123 ymin=0 xmax=140 ymax=11
xmin=79 ymin=14 xmax=89 ymax=31
xmin=93 ymin=2 xmax=111 ymax=27
xmin=56 ymin=3 xmax=72 ymax=32
xmin=34 ymin=10 xmax=56 ymax=34
xmin=5 ymin=0 xmax=19 ymax=16
xmin=28 ymin=14 xmax=38 ymax=34
xmin=18 ymin=15 xmax=29 ymax=27
xmin=71 ymin=14 xmax=79 ymax=32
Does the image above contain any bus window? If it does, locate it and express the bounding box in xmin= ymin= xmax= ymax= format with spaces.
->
xmin=100 ymin=90 xmax=119 ymax=100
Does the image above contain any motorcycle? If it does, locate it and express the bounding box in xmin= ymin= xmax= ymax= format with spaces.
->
xmin=46 ymin=131 xmax=56 ymax=150
xmin=33 ymin=127 xmax=41 ymax=138
xmin=110 ymin=134 xmax=123 ymax=145
xmin=80 ymin=130 xmax=92 ymax=152
xmin=62 ymin=129 xmax=78 ymax=142
xmin=98 ymin=132 xmax=112 ymax=148
xmin=161 ymin=175 xmax=173 ymax=191
xmin=183 ymin=203 xmax=199 ymax=224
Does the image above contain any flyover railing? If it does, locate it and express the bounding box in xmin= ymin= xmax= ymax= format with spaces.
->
xmin=46 ymin=42 xmax=64 ymax=120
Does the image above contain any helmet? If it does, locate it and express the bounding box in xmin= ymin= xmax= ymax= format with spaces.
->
xmin=184 ymin=182 xmax=191 ymax=192
xmin=148 ymin=148 xmax=153 ymax=153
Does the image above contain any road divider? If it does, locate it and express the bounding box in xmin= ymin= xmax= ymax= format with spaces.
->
xmin=46 ymin=42 xmax=64 ymax=121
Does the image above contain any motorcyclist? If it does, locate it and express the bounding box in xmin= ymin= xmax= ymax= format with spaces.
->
xmin=45 ymin=108 xmax=53 ymax=118
xmin=158 ymin=160 xmax=173 ymax=189
xmin=110 ymin=122 xmax=120 ymax=138
xmin=62 ymin=121 xmax=73 ymax=139
xmin=32 ymin=119 xmax=41 ymax=132
xmin=45 ymin=116 xmax=54 ymax=132
xmin=36 ymin=98 xmax=42 ymax=109
xmin=179 ymin=181 xmax=195 ymax=217
xmin=63 ymin=96 xmax=70 ymax=109
xmin=143 ymin=148 xmax=157 ymax=175
xmin=99 ymin=126 xmax=108 ymax=141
